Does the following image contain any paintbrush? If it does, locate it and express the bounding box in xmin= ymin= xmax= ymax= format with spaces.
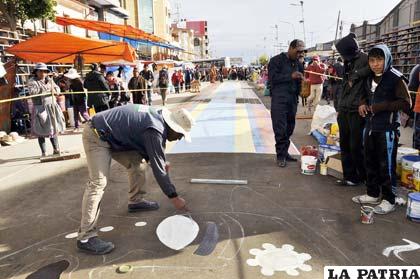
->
xmin=358 ymin=197 xmax=367 ymax=211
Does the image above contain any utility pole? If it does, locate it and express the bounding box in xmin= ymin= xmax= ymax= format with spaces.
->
xmin=333 ymin=10 xmax=341 ymax=58
xmin=300 ymin=1 xmax=306 ymax=43
xmin=291 ymin=1 xmax=306 ymax=43
xmin=339 ymin=20 xmax=343 ymax=39
xmin=272 ymin=24 xmax=279 ymax=53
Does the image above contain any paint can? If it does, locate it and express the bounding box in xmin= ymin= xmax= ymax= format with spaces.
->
xmin=320 ymin=163 xmax=327 ymax=175
xmin=406 ymin=192 xmax=420 ymax=223
xmin=397 ymin=147 xmax=419 ymax=177
xmin=360 ymin=206 xmax=374 ymax=224
xmin=413 ymin=162 xmax=420 ymax=192
xmin=401 ymin=155 xmax=420 ymax=188
xmin=301 ymin=155 xmax=317 ymax=175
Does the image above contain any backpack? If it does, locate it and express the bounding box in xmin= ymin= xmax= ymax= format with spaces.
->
xmin=159 ymin=70 xmax=169 ymax=86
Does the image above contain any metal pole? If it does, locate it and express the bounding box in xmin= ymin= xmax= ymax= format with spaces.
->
xmin=333 ymin=10 xmax=341 ymax=58
xmin=300 ymin=1 xmax=306 ymax=43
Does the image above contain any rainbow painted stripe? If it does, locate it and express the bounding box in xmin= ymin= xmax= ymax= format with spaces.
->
xmin=166 ymin=82 xmax=299 ymax=155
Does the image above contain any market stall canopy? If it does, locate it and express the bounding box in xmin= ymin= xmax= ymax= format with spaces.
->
xmin=56 ymin=16 xmax=164 ymax=43
xmin=6 ymin=32 xmax=137 ymax=63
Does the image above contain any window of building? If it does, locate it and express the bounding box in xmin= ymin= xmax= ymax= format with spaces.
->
xmin=393 ymin=10 xmax=399 ymax=27
xmin=194 ymin=38 xmax=201 ymax=46
xmin=415 ymin=0 xmax=420 ymax=21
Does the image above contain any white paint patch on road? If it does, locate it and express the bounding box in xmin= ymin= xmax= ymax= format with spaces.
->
xmin=99 ymin=226 xmax=114 ymax=232
xmin=64 ymin=232 xmax=78 ymax=239
xmin=156 ymin=215 xmax=199 ymax=250
xmin=383 ymin=239 xmax=420 ymax=262
xmin=247 ymin=243 xmax=312 ymax=276
xmin=135 ymin=222 xmax=147 ymax=227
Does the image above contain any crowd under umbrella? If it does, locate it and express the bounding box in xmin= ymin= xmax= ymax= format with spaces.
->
xmin=6 ymin=32 xmax=137 ymax=162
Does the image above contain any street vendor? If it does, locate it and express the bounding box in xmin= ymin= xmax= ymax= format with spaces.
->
xmin=77 ymin=104 xmax=194 ymax=255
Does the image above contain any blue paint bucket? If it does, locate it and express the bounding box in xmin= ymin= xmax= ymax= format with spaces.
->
xmin=406 ymin=192 xmax=420 ymax=223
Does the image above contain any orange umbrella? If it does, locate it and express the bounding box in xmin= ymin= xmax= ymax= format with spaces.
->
xmin=56 ymin=16 xmax=164 ymax=43
xmin=6 ymin=32 xmax=137 ymax=63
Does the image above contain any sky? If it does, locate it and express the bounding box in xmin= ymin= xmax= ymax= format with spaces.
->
xmin=169 ymin=0 xmax=401 ymax=63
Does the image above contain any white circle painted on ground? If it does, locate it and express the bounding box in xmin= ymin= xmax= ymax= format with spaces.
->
xmin=99 ymin=226 xmax=114 ymax=232
xmin=135 ymin=222 xmax=147 ymax=227
xmin=156 ymin=215 xmax=199 ymax=250
xmin=65 ymin=232 xmax=78 ymax=239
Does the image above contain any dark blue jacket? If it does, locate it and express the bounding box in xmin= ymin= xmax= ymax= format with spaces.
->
xmin=268 ymin=53 xmax=300 ymax=104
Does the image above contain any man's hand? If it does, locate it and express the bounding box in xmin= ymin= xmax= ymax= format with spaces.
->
xmin=165 ymin=161 xmax=171 ymax=173
xmin=171 ymin=196 xmax=189 ymax=211
xmin=291 ymin=71 xmax=304 ymax=80
xmin=358 ymin=104 xmax=370 ymax=117
xmin=348 ymin=80 xmax=353 ymax=88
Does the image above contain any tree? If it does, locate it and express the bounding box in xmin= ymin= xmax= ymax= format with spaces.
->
xmin=0 ymin=0 xmax=56 ymax=32
xmin=259 ymin=54 xmax=269 ymax=66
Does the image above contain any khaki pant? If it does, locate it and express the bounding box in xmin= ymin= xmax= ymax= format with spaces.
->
xmin=160 ymin=87 xmax=167 ymax=106
xmin=78 ymin=125 xmax=148 ymax=240
xmin=307 ymin=83 xmax=323 ymax=109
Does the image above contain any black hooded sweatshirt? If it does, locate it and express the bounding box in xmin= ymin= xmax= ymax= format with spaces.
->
xmin=335 ymin=33 xmax=370 ymax=112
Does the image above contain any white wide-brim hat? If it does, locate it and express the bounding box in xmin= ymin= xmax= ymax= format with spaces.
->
xmin=64 ymin=68 xmax=80 ymax=79
xmin=34 ymin=62 xmax=50 ymax=72
xmin=162 ymin=108 xmax=194 ymax=142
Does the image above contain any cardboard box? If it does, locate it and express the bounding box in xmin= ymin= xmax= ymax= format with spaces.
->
xmin=326 ymin=153 xmax=343 ymax=179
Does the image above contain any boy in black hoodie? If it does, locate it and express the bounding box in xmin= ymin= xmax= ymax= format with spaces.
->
xmin=352 ymin=45 xmax=411 ymax=214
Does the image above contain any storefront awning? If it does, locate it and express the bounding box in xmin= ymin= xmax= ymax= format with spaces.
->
xmin=56 ymin=16 xmax=164 ymax=43
xmin=6 ymin=32 xmax=137 ymax=63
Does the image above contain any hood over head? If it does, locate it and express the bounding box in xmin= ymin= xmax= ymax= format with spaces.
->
xmin=368 ymin=44 xmax=392 ymax=73
xmin=335 ymin=33 xmax=359 ymax=61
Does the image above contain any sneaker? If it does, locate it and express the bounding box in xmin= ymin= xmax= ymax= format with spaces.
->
xmin=277 ymin=158 xmax=287 ymax=168
xmin=77 ymin=237 xmax=115 ymax=255
xmin=53 ymin=150 xmax=60 ymax=155
xmin=286 ymin=154 xmax=298 ymax=162
xmin=373 ymin=200 xmax=396 ymax=215
xmin=336 ymin=179 xmax=359 ymax=186
xmin=352 ymin=194 xmax=381 ymax=205
xmin=128 ymin=200 xmax=159 ymax=212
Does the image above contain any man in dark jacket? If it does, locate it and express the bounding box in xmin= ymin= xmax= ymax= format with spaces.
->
xmin=140 ymin=64 xmax=154 ymax=106
xmin=268 ymin=39 xmax=305 ymax=167
xmin=335 ymin=33 xmax=370 ymax=186
xmin=84 ymin=63 xmax=110 ymax=113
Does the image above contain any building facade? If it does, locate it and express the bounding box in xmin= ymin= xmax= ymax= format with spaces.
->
xmin=171 ymin=23 xmax=195 ymax=61
xmin=186 ymin=21 xmax=209 ymax=59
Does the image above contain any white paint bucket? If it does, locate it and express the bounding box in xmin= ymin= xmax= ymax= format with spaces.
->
xmin=301 ymin=156 xmax=317 ymax=175
xmin=406 ymin=192 xmax=420 ymax=223
xmin=397 ymin=147 xmax=419 ymax=176
xmin=413 ymin=162 xmax=420 ymax=192
xmin=401 ymin=155 xmax=420 ymax=188
xmin=361 ymin=206 xmax=374 ymax=224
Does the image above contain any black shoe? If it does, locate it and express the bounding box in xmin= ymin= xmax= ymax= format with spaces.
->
xmin=277 ymin=158 xmax=287 ymax=168
xmin=128 ymin=200 xmax=160 ymax=212
xmin=336 ymin=179 xmax=359 ymax=186
xmin=286 ymin=154 xmax=298 ymax=162
xmin=77 ymin=237 xmax=114 ymax=255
